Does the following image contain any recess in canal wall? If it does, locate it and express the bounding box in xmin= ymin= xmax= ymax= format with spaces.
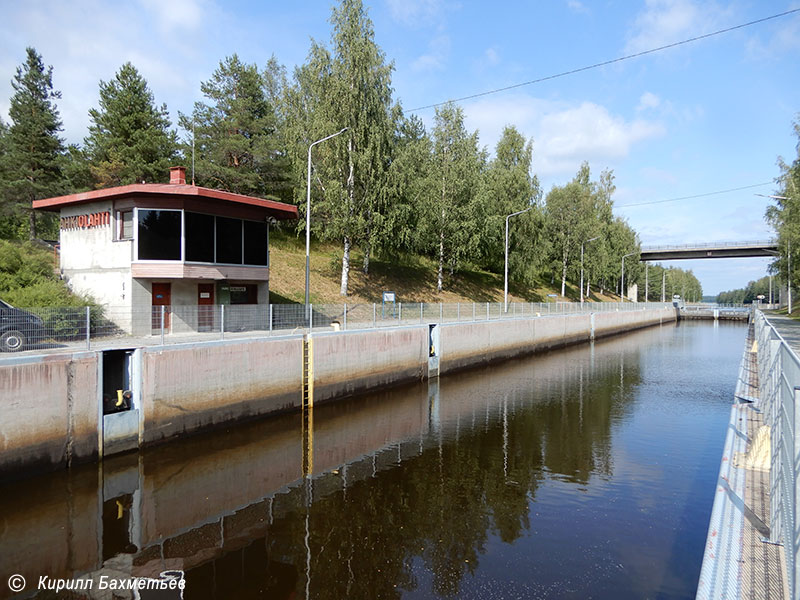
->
xmin=0 ymin=306 xmax=676 ymax=481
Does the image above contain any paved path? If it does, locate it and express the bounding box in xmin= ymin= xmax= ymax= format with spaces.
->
xmin=765 ymin=313 xmax=800 ymax=355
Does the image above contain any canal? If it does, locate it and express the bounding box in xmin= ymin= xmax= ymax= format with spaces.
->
xmin=0 ymin=320 xmax=745 ymax=599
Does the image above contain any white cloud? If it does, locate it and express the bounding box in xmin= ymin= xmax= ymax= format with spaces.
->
xmin=637 ymin=91 xmax=661 ymax=111
xmin=567 ymin=0 xmax=589 ymax=15
xmin=463 ymin=95 xmax=665 ymax=178
xmin=412 ymin=34 xmax=451 ymax=72
xmin=625 ymin=0 xmax=726 ymax=54
xmin=386 ymin=0 xmax=448 ymax=26
xmin=484 ymin=47 xmax=500 ymax=66
xmin=138 ymin=0 xmax=205 ymax=33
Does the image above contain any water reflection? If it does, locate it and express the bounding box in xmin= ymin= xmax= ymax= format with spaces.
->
xmin=0 ymin=322 xmax=744 ymax=599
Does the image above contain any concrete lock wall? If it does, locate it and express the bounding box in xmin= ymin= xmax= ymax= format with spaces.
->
xmin=0 ymin=352 xmax=100 ymax=479
xmin=0 ymin=307 xmax=676 ymax=480
xmin=139 ymin=336 xmax=304 ymax=445
xmin=310 ymin=326 xmax=429 ymax=404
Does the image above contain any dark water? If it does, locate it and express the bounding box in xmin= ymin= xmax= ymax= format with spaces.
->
xmin=0 ymin=321 xmax=745 ymax=599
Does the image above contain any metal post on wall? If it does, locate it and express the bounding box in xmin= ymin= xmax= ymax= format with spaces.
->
xmin=161 ymin=305 xmax=166 ymax=345
xmin=440 ymin=303 xmax=443 ymax=322
xmin=486 ymin=302 xmax=489 ymax=320
xmin=85 ymin=306 xmax=91 ymax=350
xmin=269 ymin=304 xmax=273 ymax=335
xmin=310 ymin=304 xmax=314 ymax=331
xmin=373 ymin=303 xmax=376 ymax=328
xmin=219 ymin=304 xmax=224 ymax=341
xmin=343 ymin=303 xmax=347 ymax=330
xmin=399 ymin=302 xmax=402 ymax=322
xmin=420 ymin=303 xmax=423 ymax=324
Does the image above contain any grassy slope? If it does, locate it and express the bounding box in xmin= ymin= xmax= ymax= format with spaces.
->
xmin=268 ymin=231 xmax=621 ymax=305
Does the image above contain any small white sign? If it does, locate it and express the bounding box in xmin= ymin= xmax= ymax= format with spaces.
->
xmin=200 ymin=293 xmax=211 ymax=299
xmin=383 ymin=291 xmax=396 ymax=302
xmin=230 ymin=286 xmax=247 ymax=292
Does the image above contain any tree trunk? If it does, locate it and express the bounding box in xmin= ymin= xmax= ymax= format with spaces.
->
xmin=362 ymin=209 xmax=371 ymax=274
xmin=28 ymin=208 xmax=37 ymax=241
xmin=437 ymin=229 xmax=444 ymax=293
xmin=341 ymin=137 xmax=355 ymax=296
xmin=586 ymin=280 xmax=591 ymax=299
xmin=340 ymin=235 xmax=351 ymax=296
xmin=560 ymin=253 xmax=568 ymax=298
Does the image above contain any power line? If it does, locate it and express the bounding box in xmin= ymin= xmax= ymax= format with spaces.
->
xmin=615 ymin=182 xmax=773 ymax=208
xmin=409 ymin=8 xmax=800 ymax=112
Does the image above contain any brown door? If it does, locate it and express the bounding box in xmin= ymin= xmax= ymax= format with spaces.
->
xmin=152 ymin=283 xmax=171 ymax=331
xmin=198 ymin=283 xmax=215 ymax=331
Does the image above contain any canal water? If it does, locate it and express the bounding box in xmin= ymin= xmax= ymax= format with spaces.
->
xmin=0 ymin=321 xmax=745 ymax=599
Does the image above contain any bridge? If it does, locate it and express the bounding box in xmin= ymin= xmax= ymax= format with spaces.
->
xmin=639 ymin=240 xmax=778 ymax=261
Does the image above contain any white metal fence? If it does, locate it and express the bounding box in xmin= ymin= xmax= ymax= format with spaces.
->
xmin=755 ymin=311 xmax=800 ymax=600
xmin=0 ymin=301 xmax=677 ymax=353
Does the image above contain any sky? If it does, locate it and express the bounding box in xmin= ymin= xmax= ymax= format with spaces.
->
xmin=1 ymin=0 xmax=799 ymax=295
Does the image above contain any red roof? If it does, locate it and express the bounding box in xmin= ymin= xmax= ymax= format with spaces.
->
xmin=32 ymin=182 xmax=299 ymax=220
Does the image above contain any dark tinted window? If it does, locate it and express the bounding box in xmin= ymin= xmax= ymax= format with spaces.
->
xmin=185 ymin=212 xmax=215 ymax=262
xmin=216 ymin=217 xmax=242 ymax=264
xmin=243 ymin=221 xmax=268 ymax=266
xmin=138 ymin=210 xmax=181 ymax=260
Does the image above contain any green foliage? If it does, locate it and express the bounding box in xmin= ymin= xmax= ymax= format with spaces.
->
xmin=2 ymin=47 xmax=65 ymax=239
xmin=766 ymin=115 xmax=800 ymax=294
xmin=85 ymin=62 xmax=178 ymax=187
xmin=416 ymin=103 xmax=485 ymax=292
xmin=717 ymin=276 xmax=771 ymax=304
xmin=179 ymin=54 xmax=290 ymax=200
xmin=0 ymin=240 xmax=91 ymax=306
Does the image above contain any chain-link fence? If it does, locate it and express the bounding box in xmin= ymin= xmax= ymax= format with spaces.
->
xmin=0 ymin=301 xmax=676 ymax=354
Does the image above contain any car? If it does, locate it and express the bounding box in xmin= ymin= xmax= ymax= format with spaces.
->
xmin=0 ymin=299 xmax=47 ymax=352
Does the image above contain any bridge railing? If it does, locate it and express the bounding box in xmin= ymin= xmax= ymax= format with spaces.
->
xmin=0 ymin=301 xmax=675 ymax=354
xmin=755 ymin=310 xmax=800 ymax=600
xmin=641 ymin=239 xmax=777 ymax=252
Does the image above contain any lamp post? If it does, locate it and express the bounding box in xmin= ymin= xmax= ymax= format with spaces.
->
xmin=504 ymin=206 xmax=533 ymax=312
xmin=581 ymin=236 xmax=599 ymax=304
xmin=305 ymin=128 xmax=348 ymax=309
xmin=621 ymin=252 xmax=636 ymax=302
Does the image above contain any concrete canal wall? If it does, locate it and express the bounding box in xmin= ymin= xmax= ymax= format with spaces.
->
xmin=0 ymin=306 xmax=675 ymax=480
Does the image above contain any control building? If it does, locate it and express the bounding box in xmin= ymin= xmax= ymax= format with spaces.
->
xmin=32 ymin=167 xmax=298 ymax=335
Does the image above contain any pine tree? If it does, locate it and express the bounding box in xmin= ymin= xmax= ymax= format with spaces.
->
xmin=179 ymin=54 xmax=289 ymax=198
xmin=85 ymin=62 xmax=177 ymax=187
xmin=4 ymin=47 xmax=65 ymax=239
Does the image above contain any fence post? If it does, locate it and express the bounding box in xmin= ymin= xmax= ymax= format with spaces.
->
xmin=473 ymin=303 xmax=476 ymax=321
xmin=310 ymin=303 xmax=313 ymax=331
xmin=269 ymin=304 xmax=273 ymax=335
xmin=399 ymin=302 xmax=402 ymax=322
xmin=420 ymin=303 xmax=423 ymax=324
xmin=85 ymin=306 xmax=91 ymax=350
xmin=161 ymin=305 xmax=166 ymax=345
xmin=486 ymin=302 xmax=489 ymax=320
xmin=344 ymin=303 xmax=347 ymax=330
xmin=439 ymin=303 xmax=443 ymax=322
xmin=457 ymin=303 xmax=460 ymax=321
xmin=373 ymin=303 xmax=376 ymax=328
xmin=220 ymin=304 xmax=224 ymax=341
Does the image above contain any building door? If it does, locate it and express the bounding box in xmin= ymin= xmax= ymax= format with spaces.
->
xmin=151 ymin=283 xmax=171 ymax=332
xmin=198 ymin=283 xmax=215 ymax=332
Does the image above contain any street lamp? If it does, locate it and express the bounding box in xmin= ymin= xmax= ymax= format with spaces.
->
xmin=621 ymin=252 xmax=637 ymax=302
xmin=580 ymin=236 xmax=599 ymax=304
xmin=504 ymin=206 xmax=533 ymax=312
xmin=305 ymin=127 xmax=348 ymax=309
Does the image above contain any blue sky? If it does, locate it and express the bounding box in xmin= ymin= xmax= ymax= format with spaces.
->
xmin=1 ymin=0 xmax=799 ymax=295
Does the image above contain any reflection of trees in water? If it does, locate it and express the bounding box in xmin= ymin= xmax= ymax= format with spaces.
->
xmin=182 ymin=343 xmax=643 ymax=599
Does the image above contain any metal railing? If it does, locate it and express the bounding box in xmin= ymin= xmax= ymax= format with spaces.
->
xmin=0 ymin=301 xmax=675 ymax=354
xmin=641 ymin=239 xmax=777 ymax=252
xmin=755 ymin=311 xmax=800 ymax=599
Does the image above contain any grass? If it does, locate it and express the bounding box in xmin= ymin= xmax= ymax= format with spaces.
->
xmin=268 ymin=230 xmax=622 ymax=305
